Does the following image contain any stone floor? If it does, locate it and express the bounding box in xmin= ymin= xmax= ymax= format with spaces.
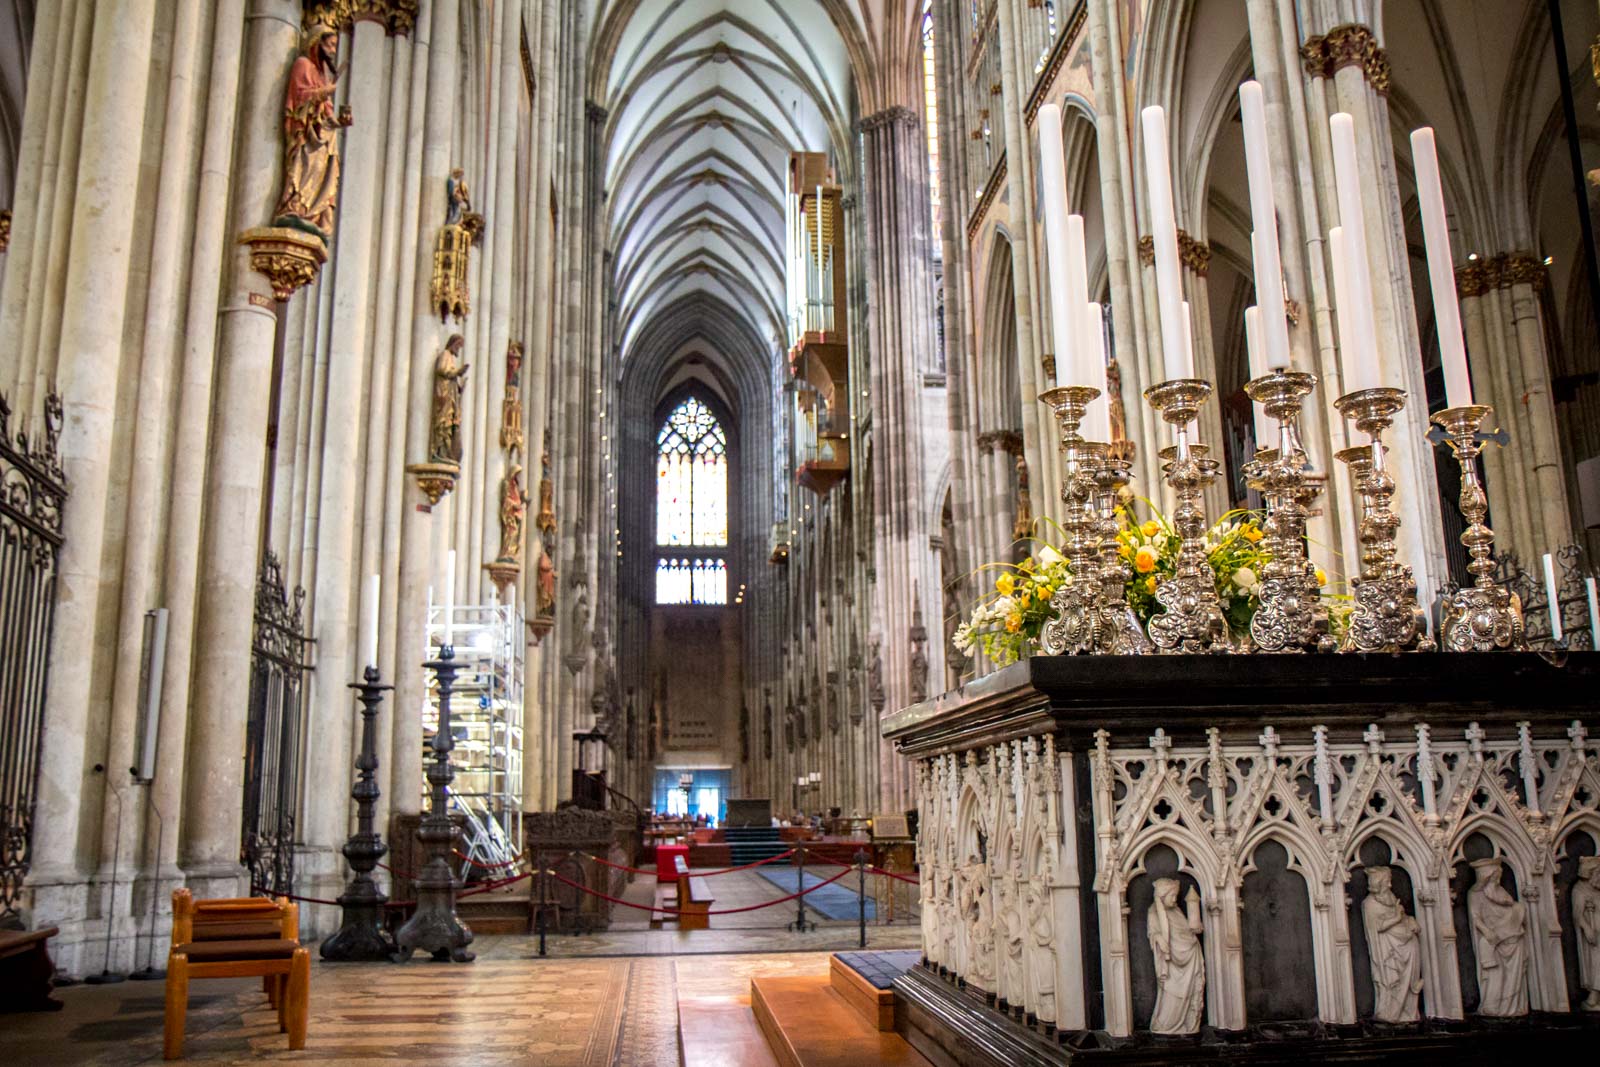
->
xmin=0 ymin=868 xmax=921 ymax=1066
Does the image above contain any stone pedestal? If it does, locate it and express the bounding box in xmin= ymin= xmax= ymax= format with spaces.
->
xmin=883 ymin=653 xmax=1600 ymax=1064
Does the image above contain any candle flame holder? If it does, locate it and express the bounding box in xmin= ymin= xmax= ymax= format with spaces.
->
xmin=1037 ymin=386 xmax=1109 ymax=655
xmin=1332 ymin=387 xmax=1433 ymax=652
xmin=1243 ymin=370 xmax=1333 ymax=653
xmin=1143 ymin=378 xmax=1231 ymax=653
xmin=1094 ymin=440 xmax=1154 ymax=654
xmin=1430 ymin=403 xmax=1525 ymax=651
xmin=320 ymin=666 xmax=397 ymax=961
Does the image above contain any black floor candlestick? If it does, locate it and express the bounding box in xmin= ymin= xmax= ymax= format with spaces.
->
xmin=394 ymin=645 xmax=475 ymax=962
xmin=322 ymin=666 xmax=397 ymax=961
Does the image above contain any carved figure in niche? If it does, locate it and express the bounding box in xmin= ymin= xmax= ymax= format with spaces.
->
xmin=1012 ymin=453 xmax=1032 ymax=542
xmin=1147 ymin=878 xmax=1205 ymax=1034
xmin=997 ymin=857 xmax=1026 ymax=1007
xmin=1025 ymin=876 xmax=1056 ymax=1021
xmin=501 ymin=341 xmax=524 ymax=452
xmin=867 ymin=635 xmax=885 ymax=711
xmin=1361 ymin=866 xmax=1422 ymax=1022
xmin=1573 ymin=856 xmax=1600 ymax=1010
xmin=497 ymin=465 xmax=526 ymax=563
xmin=909 ymin=590 xmax=930 ymax=704
xmin=272 ymin=23 xmax=352 ymax=242
xmin=960 ymin=859 xmax=994 ymax=985
xmin=934 ymin=873 xmax=957 ymax=963
xmin=446 ymin=167 xmax=472 ymax=225
xmin=1106 ymin=359 xmax=1127 ymax=441
xmin=1468 ymin=858 xmax=1529 ymax=1017
xmin=535 ymin=548 xmax=557 ymax=617
xmin=428 ymin=334 xmax=469 ymax=464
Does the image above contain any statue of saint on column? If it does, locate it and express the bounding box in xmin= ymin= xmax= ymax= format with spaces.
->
xmin=497 ymin=464 xmax=526 ymax=564
xmin=1468 ymin=858 xmax=1529 ymax=1017
xmin=1360 ymin=866 xmax=1423 ymax=1022
xmin=501 ymin=341 xmax=524 ymax=452
xmin=429 ymin=335 xmax=469 ymax=465
xmin=1575 ymin=856 xmax=1600 ymax=1011
xmin=272 ymin=23 xmax=353 ymax=243
xmin=1147 ymin=879 xmax=1205 ymax=1034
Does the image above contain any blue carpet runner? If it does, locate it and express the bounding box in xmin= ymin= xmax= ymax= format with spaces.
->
xmin=756 ymin=866 xmax=878 ymax=921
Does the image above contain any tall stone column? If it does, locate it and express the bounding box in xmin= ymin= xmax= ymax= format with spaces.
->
xmin=393 ymin=0 xmax=461 ymax=822
xmin=24 ymin=0 xmax=160 ymax=951
xmin=183 ymin=0 xmax=304 ymax=897
xmin=301 ymin=9 xmax=393 ymax=911
xmin=859 ymin=105 xmax=938 ymax=811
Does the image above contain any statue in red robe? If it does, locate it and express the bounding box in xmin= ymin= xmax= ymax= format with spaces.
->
xmin=272 ymin=23 xmax=351 ymax=242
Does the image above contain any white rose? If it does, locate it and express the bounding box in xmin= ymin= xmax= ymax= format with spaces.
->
xmin=1233 ymin=566 xmax=1257 ymax=590
xmin=1034 ymin=545 xmax=1064 ymax=568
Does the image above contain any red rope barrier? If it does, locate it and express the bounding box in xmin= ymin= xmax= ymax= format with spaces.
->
xmin=583 ymin=846 xmax=797 ymax=878
xmin=544 ymin=864 xmax=854 ymax=916
xmin=452 ymin=849 xmax=526 ymax=872
xmin=251 ymin=886 xmax=341 ymax=907
xmin=869 ymin=867 xmax=920 ymax=886
xmin=584 ymin=854 xmax=657 ymax=876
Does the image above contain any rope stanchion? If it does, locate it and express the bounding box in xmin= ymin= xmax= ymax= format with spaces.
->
xmin=545 ymin=864 xmax=853 ymax=917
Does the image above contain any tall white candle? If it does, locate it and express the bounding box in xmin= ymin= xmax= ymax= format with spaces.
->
xmin=1543 ymin=553 xmax=1563 ymax=642
xmin=1037 ymin=104 xmax=1077 ymax=385
xmin=1083 ymin=301 xmax=1111 ymax=441
xmin=1179 ymin=300 xmax=1196 ymax=381
xmin=1238 ymin=81 xmax=1290 ymax=371
xmin=1065 ymin=215 xmax=1093 ymax=383
xmin=1586 ymin=577 xmax=1599 ymax=645
xmin=1329 ymin=114 xmax=1383 ymax=391
xmin=443 ymin=548 xmax=456 ymax=645
xmin=1245 ymin=305 xmax=1272 ymax=448
xmin=360 ymin=574 xmax=379 ymax=672
xmin=1409 ymin=127 xmax=1472 ymax=409
xmin=1327 ymin=225 xmax=1380 ymax=394
xmin=1140 ymin=106 xmax=1189 ymax=383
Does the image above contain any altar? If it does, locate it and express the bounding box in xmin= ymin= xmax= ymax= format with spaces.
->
xmin=882 ymin=652 xmax=1600 ymax=1064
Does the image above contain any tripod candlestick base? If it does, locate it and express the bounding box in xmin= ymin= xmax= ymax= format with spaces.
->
xmin=1431 ymin=404 xmax=1525 ymax=651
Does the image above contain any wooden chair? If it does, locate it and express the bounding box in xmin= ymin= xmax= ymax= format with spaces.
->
xmin=0 ymin=926 xmax=61 ymax=1012
xmin=163 ymin=889 xmax=309 ymax=1059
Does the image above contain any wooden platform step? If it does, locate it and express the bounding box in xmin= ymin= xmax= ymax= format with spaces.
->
xmin=456 ymin=888 xmax=531 ymax=935
xmin=648 ymin=885 xmax=676 ymax=929
xmin=829 ymin=954 xmax=895 ymax=1031
xmin=750 ymin=975 xmax=932 ymax=1067
xmin=679 ymin=995 xmax=780 ymax=1067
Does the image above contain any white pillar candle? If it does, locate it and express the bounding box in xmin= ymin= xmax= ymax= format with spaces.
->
xmin=1037 ymin=104 xmax=1077 ymax=385
xmin=1083 ymin=301 xmax=1111 ymax=441
xmin=1245 ymin=305 xmax=1273 ymax=447
xmin=1180 ymin=300 xmax=1196 ymax=381
xmin=1543 ymin=553 xmax=1563 ymax=642
xmin=1327 ymin=224 xmax=1380 ymax=394
xmin=1409 ymin=127 xmax=1471 ymax=409
xmin=360 ymin=573 xmax=380 ymax=672
xmin=1140 ymin=106 xmax=1190 ymax=382
xmin=1328 ymin=114 xmax=1382 ymax=392
xmin=1065 ymin=214 xmax=1093 ymax=384
xmin=443 ymin=548 xmax=456 ymax=645
xmin=1238 ymin=81 xmax=1290 ymax=371
xmin=1586 ymin=577 xmax=1599 ymax=645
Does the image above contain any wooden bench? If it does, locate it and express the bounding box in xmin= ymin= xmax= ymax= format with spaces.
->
xmin=164 ymin=891 xmax=309 ymax=1059
xmin=672 ymin=856 xmax=715 ymax=930
xmin=0 ymin=926 xmax=61 ymax=1012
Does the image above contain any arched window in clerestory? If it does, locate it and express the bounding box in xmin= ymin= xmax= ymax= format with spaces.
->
xmin=655 ymin=396 xmax=728 ymax=605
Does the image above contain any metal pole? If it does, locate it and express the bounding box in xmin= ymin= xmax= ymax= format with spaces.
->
xmin=855 ymin=848 xmax=868 ymax=948
xmin=537 ymin=847 xmax=547 ymax=958
xmin=322 ymin=665 xmax=396 ymax=960
xmin=789 ymin=845 xmax=813 ymax=932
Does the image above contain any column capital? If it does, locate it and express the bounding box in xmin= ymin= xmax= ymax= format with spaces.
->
xmin=586 ymin=100 xmax=609 ymax=126
xmin=1455 ymin=252 xmax=1548 ymax=296
xmin=855 ymin=105 xmax=918 ymax=134
xmin=303 ymin=1 xmax=420 ymax=37
xmin=1137 ymin=229 xmax=1211 ymax=277
xmin=1300 ymin=23 xmax=1391 ymax=94
xmin=0 ymin=207 xmax=10 ymax=252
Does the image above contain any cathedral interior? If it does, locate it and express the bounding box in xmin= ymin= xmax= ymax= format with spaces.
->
xmin=3 ymin=0 xmax=1600 ymax=1063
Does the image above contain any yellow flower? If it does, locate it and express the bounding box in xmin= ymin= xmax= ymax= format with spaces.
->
xmin=996 ymin=573 xmax=1015 ymax=596
xmin=1244 ymin=526 xmax=1264 ymax=543
xmin=1141 ymin=520 xmax=1161 ymax=538
xmin=1134 ymin=545 xmax=1158 ymax=574
xmin=1017 ymin=586 xmax=1032 ymax=605
xmin=1005 ymin=612 xmax=1023 ymax=633
xmin=1315 ymin=568 xmax=1328 ymax=587
xmin=1144 ymin=576 xmax=1158 ymax=594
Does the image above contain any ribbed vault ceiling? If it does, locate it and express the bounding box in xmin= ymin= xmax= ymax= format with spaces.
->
xmin=595 ymin=0 xmax=925 ymax=368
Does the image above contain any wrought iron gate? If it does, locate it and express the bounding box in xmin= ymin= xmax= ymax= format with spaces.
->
xmin=241 ymin=551 xmax=314 ymax=896
xmin=0 ymin=393 xmax=67 ymax=924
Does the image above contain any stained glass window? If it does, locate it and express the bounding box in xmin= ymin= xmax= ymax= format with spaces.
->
xmin=656 ymin=397 xmax=727 ymax=547
xmin=655 ymin=397 xmax=729 ymax=606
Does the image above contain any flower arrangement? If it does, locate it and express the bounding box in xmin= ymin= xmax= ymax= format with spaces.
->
xmin=954 ymin=500 xmax=1338 ymax=668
